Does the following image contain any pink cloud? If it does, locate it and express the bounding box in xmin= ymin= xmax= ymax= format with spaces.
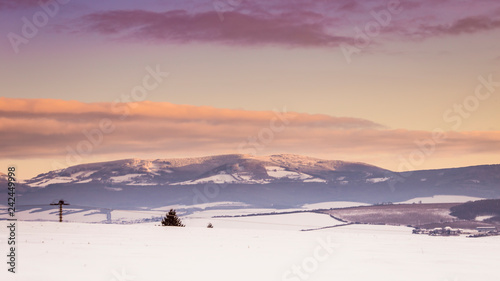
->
xmin=1 ymin=98 xmax=500 ymax=170
xmin=0 ymin=98 xmax=381 ymax=129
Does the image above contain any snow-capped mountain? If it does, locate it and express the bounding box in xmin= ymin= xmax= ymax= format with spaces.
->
xmin=24 ymin=154 xmax=388 ymax=187
xmin=9 ymin=154 xmax=500 ymax=210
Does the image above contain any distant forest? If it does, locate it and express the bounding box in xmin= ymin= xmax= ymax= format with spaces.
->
xmin=450 ymin=199 xmax=500 ymax=222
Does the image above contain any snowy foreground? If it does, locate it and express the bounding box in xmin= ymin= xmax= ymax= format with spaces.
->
xmin=2 ymin=218 xmax=500 ymax=281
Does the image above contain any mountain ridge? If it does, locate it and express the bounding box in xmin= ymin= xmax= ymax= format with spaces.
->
xmin=3 ymin=153 xmax=497 ymax=210
xmin=21 ymin=154 xmax=500 ymax=195
xmin=24 ymin=154 xmax=391 ymax=187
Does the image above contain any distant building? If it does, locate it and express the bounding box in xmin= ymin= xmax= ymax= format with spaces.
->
xmin=428 ymin=226 xmax=461 ymax=236
xmin=477 ymin=227 xmax=497 ymax=233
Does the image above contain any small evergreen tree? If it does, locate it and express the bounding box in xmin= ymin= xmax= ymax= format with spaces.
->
xmin=207 ymin=222 xmax=213 ymax=228
xmin=161 ymin=209 xmax=185 ymax=227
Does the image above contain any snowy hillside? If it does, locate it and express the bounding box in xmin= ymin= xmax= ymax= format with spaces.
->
xmin=22 ymin=154 xmax=500 ymax=192
xmin=23 ymin=154 xmax=387 ymax=187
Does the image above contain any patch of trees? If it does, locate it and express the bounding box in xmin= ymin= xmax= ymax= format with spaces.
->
xmin=450 ymin=199 xmax=500 ymax=220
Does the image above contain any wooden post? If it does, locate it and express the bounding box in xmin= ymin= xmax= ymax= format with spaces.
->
xmin=106 ymin=209 xmax=112 ymax=223
xmin=50 ymin=200 xmax=70 ymax=222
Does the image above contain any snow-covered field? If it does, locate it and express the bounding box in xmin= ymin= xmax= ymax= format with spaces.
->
xmin=0 ymin=196 xmax=484 ymax=224
xmin=398 ymin=195 xmax=484 ymax=204
xmin=2 ymin=196 xmax=498 ymax=280
xmin=2 ymin=220 xmax=499 ymax=281
xmin=1 ymin=200 xmax=372 ymax=224
xmin=183 ymin=212 xmax=344 ymax=231
xmin=301 ymin=201 xmax=370 ymax=209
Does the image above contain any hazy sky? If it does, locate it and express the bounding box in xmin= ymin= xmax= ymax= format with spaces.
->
xmin=1 ymin=0 xmax=500 ymax=178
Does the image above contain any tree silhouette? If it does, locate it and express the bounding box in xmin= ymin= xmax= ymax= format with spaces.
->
xmin=161 ymin=209 xmax=185 ymax=227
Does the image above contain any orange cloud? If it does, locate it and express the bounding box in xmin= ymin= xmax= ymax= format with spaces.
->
xmin=1 ymin=98 xmax=499 ymax=172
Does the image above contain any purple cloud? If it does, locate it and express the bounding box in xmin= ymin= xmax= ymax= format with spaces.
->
xmin=0 ymin=0 xmax=40 ymax=10
xmin=419 ymin=16 xmax=500 ymax=36
xmin=77 ymin=9 xmax=353 ymax=47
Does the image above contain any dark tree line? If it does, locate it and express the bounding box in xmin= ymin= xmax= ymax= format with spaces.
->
xmin=450 ymin=199 xmax=500 ymax=220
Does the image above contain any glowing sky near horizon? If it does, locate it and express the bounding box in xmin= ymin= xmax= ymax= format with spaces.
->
xmin=1 ymin=0 xmax=500 ymax=178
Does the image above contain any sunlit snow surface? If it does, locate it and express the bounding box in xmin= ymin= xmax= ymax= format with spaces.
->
xmin=365 ymin=177 xmax=390 ymax=183
xmin=266 ymin=166 xmax=313 ymax=180
xmin=1 ymin=221 xmax=499 ymax=281
xmin=398 ymin=195 xmax=485 ymax=204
